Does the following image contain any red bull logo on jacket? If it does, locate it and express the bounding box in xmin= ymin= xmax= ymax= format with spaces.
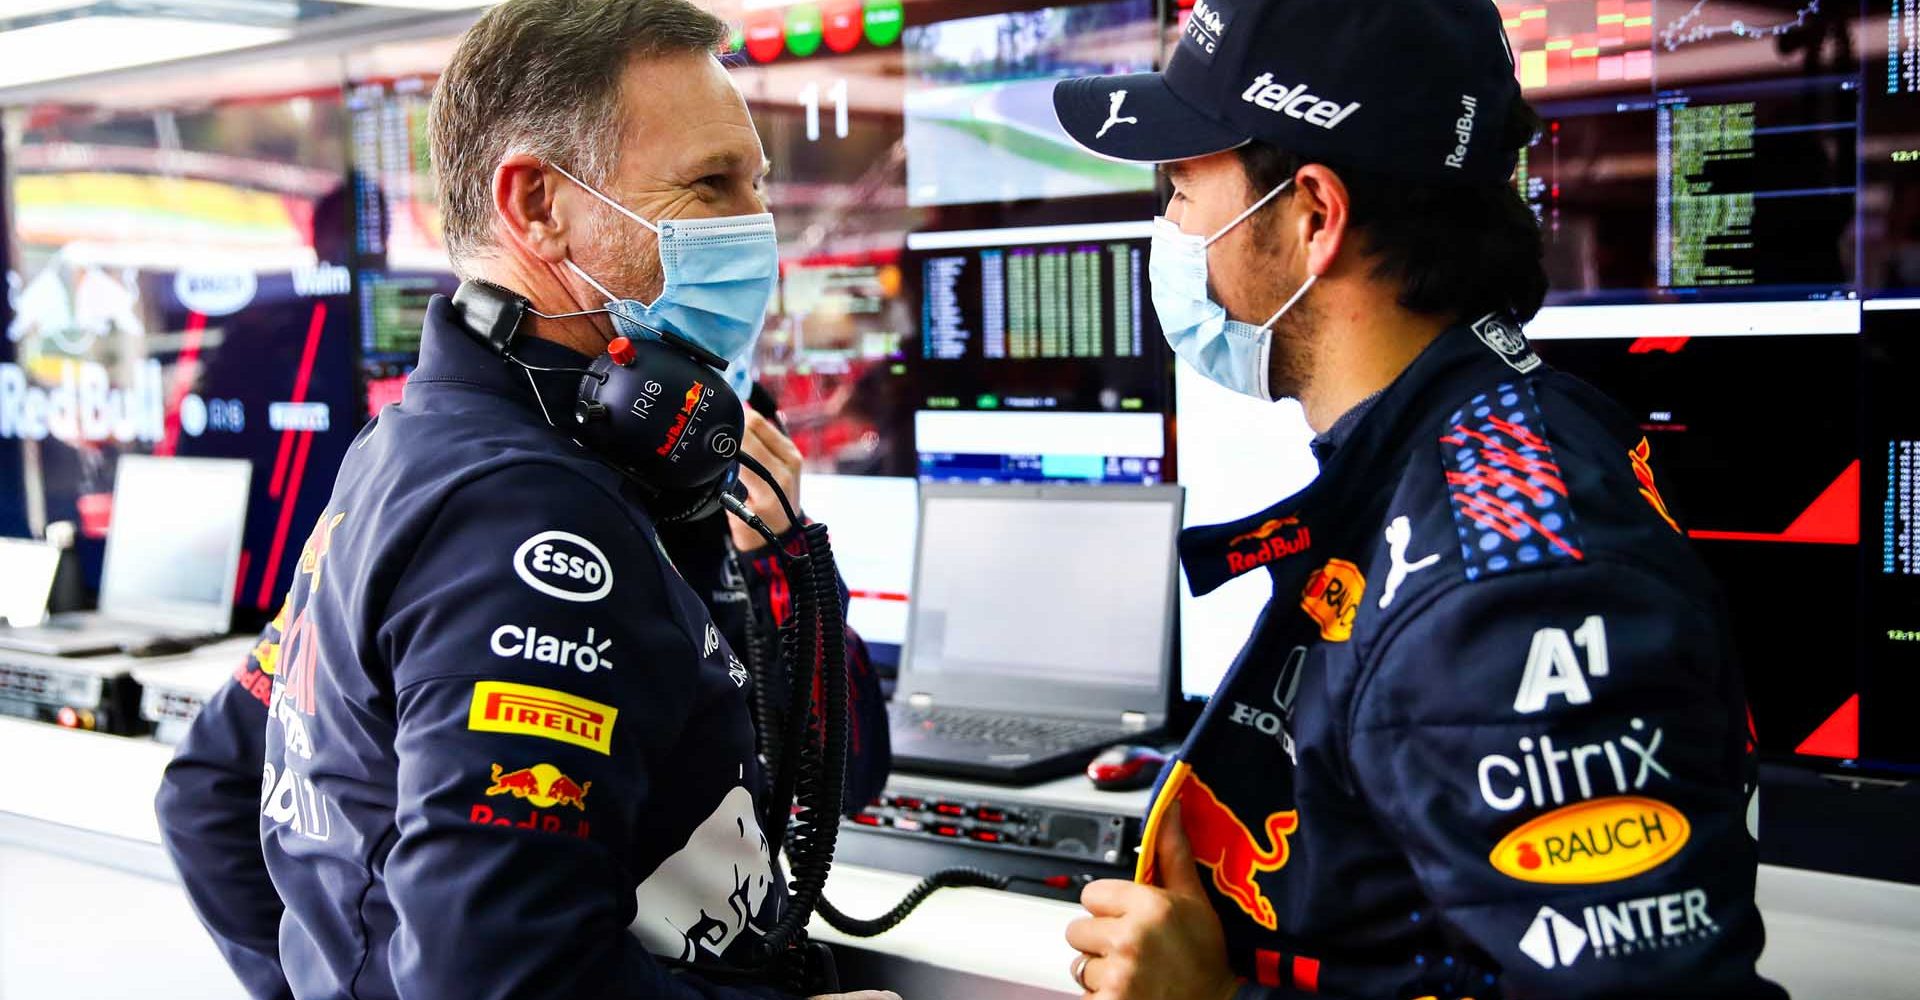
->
xmin=1142 ymin=762 xmax=1299 ymax=932
xmin=484 ymin=762 xmax=592 ymax=810
xmin=1225 ymin=517 xmax=1312 ymax=575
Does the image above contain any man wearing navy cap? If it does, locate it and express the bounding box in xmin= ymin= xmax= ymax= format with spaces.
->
xmin=1052 ymin=1 xmax=1786 ymax=998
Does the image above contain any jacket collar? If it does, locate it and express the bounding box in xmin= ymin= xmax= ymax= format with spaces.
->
xmin=1181 ymin=317 xmax=1539 ymax=596
xmin=410 ymin=294 xmax=598 ymax=420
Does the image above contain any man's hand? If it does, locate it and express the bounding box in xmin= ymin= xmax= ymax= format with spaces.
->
xmin=1064 ymin=802 xmax=1238 ymax=1000
xmin=731 ymin=409 xmax=804 ymax=551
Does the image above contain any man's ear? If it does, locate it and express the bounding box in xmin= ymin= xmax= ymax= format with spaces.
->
xmin=1290 ymin=163 xmax=1351 ymax=279
xmin=493 ymin=154 xmax=571 ymax=264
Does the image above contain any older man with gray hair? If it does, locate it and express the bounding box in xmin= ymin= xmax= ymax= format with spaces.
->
xmin=155 ymin=2 xmax=896 ymax=998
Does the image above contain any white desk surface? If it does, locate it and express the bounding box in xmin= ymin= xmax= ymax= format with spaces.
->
xmin=3 ymin=717 xmax=1917 ymax=998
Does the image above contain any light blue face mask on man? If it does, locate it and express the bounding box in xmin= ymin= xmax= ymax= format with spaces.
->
xmin=1149 ymin=179 xmax=1316 ymax=402
xmin=550 ymin=163 xmax=777 ymax=400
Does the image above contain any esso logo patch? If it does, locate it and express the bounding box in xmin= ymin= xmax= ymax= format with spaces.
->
xmin=513 ymin=531 xmax=613 ymax=603
xmin=173 ymin=268 xmax=258 ymax=317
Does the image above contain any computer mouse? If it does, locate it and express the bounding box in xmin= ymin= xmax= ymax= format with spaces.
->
xmin=124 ymin=637 xmax=195 ymax=658
xmin=1087 ymin=744 xmax=1167 ymax=792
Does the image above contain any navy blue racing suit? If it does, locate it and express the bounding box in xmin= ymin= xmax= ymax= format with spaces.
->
xmin=1155 ymin=318 xmax=1785 ymax=999
xmin=155 ymin=298 xmax=888 ymax=1000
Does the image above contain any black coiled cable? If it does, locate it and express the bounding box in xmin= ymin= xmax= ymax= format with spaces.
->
xmin=738 ymin=547 xmax=785 ymax=823
xmin=723 ymin=459 xmax=1010 ymax=993
xmin=754 ymin=521 xmax=849 ymax=982
xmin=814 ymin=867 xmax=1012 ymax=937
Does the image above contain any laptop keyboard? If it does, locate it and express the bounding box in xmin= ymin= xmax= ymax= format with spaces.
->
xmin=901 ymin=708 xmax=1129 ymax=755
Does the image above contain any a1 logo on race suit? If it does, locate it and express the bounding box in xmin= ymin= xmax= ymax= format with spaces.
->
xmin=1478 ymin=615 xmax=1671 ymax=814
xmin=514 ymin=531 xmax=614 ymax=603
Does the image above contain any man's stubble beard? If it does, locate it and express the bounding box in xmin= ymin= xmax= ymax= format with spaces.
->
xmin=1265 ymin=295 xmax=1318 ymax=404
xmin=1249 ymin=209 xmax=1319 ymax=405
xmin=576 ymin=202 xmax=665 ymax=309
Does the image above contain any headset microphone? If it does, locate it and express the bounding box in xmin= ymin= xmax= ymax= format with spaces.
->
xmin=451 ymin=279 xmax=744 ymax=517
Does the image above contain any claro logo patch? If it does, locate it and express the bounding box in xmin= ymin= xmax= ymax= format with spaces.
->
xmin=513 ymin=531 xmax=613 ymax=603
xmin=1490 ymin=796 xmax=1690 ymax=884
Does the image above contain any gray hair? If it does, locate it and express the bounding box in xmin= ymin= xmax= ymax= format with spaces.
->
xmin=428 ymin=0 xmax=730 ymax=267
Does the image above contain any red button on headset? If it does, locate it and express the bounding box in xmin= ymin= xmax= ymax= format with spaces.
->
xmin=607 ymin=337 xmax=636 ymax=367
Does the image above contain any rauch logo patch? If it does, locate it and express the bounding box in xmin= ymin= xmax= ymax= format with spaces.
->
xmin=1490 ymin=795 xmax=1690 ymax=884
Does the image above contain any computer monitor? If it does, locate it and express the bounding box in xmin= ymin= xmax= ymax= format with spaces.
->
xmin=98 ymin=456 xmax=251 ymax=633
xmin=801 ymin=473 xmax=918 ymax=649
xmin=905 ymin=222 xmax=1170 ymax=483
xmin=0 ymin=538 xmax=59 ymax=628
xmin=901 ymin=0 xmax=1158 ymax=208
xmin=901 ymin=482 xmax=1182 ymax=718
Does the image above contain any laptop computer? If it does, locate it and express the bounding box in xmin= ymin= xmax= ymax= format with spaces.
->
xmin=889 ymin=482 xmax=1184 ymax=784
xmin=0 ymin=537 xmax=61 ymax=628
xmin=0 ymin=455 xmax=251 ymax=656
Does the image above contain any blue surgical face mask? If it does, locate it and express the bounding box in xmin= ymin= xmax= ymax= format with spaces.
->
xmin=551 ymin=163 xmax=776 ymax=400
xmin=1149 ymin=179 xmax=1316 ymax=402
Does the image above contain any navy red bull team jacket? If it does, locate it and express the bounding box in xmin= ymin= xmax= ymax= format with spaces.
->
xmin=155 ymin=298 xmax=887 ymax=1000
xmin=1155 ymin=318 xmax=1787 ymax=1000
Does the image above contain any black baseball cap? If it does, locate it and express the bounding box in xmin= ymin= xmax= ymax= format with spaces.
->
xmin=1053 ymin=0 xmax=1525 ymax=183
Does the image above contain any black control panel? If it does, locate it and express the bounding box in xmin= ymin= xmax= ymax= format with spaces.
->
xmin=848 ymin=780 xmax=1139 ymax=868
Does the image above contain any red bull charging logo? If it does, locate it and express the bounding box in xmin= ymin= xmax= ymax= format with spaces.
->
xmin=1225 ymin=517 xmax=1312 ymax=575
xmin=484 ymin=762 xmax=592 ymax=811
xmin=1150 ymin=764 xmax=1299 ymax=932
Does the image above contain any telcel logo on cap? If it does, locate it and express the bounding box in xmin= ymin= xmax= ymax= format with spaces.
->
xmin=1240 ymin=73 xmax=1361 ymax=130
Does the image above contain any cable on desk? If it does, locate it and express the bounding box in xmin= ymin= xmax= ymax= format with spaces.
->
xmin=815 ymin=867 xmax=1012 ymax=937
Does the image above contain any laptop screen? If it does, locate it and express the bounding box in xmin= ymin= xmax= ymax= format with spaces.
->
xmin=904 ymin=483 xmax=1182 ymax=718
xmin=0 ymin=538 xmax=60 ymax=627
xmin=99 ymin=456 xmax=252 ymax=632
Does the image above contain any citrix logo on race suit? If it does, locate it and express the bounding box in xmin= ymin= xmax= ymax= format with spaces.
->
xmin=0 ymin=359 xmax=164 ymax=443
xmin=1480 ymin=618 xmax=1672 ymax=812
xmin=514 ymin=530 xmax=614 ymax=603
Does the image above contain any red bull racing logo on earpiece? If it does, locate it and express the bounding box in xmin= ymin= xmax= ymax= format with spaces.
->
xmin=656 ymin=381 xmax=708 ymax=457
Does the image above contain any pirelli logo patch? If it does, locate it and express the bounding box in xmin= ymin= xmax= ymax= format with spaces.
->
xmin=468 ymin=681 xmax=617 ymax=755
